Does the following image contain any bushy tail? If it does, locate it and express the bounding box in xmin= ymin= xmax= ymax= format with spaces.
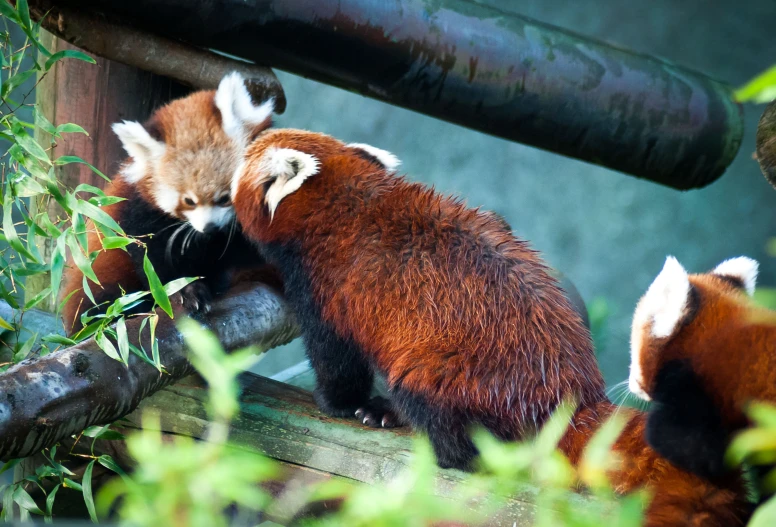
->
xmin=559 ymin=400 xmax=751 ymax=527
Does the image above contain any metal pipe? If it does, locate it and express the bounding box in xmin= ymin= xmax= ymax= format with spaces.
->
xmin=58 ymin=0 xmax=742 ymax=189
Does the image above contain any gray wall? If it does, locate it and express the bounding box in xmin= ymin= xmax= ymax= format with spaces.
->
xmin=256 ymin=0 xmax=776 ymax=385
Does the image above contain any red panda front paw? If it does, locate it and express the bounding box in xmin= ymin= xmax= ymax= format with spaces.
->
xmin=174 ymin=281 xmax=213 ymax=315
xmin=355 ymin=396 xmax=405 ymax=428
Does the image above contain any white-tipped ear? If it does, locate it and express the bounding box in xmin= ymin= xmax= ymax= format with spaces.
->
xmin=215 ymin=72 xmax=274 ymax=145
xmin=712 ymin=257 xmax=759 ymax=296
xmin=112 ymin=121 xmax=166 ymax=183
xmin=636 ymin=256 xmax=691 ymax=338
xmin=347 ymin=143 xmax=401 ymax=174
xmin=260 ymin=147 xmax=320 ymax=220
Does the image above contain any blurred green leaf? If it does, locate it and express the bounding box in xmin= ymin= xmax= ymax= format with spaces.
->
xmin=736 ymin=65 xmax=776 ymax=104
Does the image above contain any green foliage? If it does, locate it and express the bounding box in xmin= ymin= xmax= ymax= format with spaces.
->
xmin=736 ymin=65 xmax=776 ymax=104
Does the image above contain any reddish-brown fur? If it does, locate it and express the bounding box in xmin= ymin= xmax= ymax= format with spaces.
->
xmin=234 ymin=130 xmax=605 ymax=432
xmin=637 ymin=274 xmax=776 ymax=430
xmin=561 ymin=402 xmax=750 ymax=527
xmin=233 ymin=129 xmax=751 ymax=524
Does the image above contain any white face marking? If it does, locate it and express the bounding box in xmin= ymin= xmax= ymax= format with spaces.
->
xmin=153 ymin=185 xmax=180 ymax=215
xmin=112 ymin=121 xmax=166 ymax=183
xmin=214 ymin=71 xmax=274 ymax=146
xmin=347 ymin=142 xmax=402 ymax=174
xmin=628 ymin=256 xmax=691 ymax=401
xmin=712 ymin=256 xmax=759 ymax=296
xmin=184 ymin=205 xmax=235 ymax=233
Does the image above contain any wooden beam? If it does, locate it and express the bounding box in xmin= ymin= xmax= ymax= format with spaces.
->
xmin=112 ymin=372 xmax=604 ymax=525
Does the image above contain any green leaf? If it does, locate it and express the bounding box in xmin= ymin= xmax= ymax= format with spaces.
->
xmin=71 ymin=198 xmax=124 ymax=235
xmin=50 ymin=240 xmax=66 ymax=300
xmin=149 ymin=314 xmax=161 ymax=370
xmin=95 ymin=329 xmax=122 ymax=363
xmin=0 ymin=316 xmax=13 ymax=332
xmin=164 ymin=276 xmax=199 ymax=296
xmin=12 ymin=128 xmax=50 ymax=164
xmin=66 ymin=232 xmax=99 ymax=284
xmin=16 ymin=0 xmax=31 ymax=30
xmin=116 ymin=316 xmax=130 ymax=364
xmin=735 ymin=65 xmax=776 ymax=104
xmin=45 ymin=483 xmax=61 ymax=521
xmin=41 ymin=334 xmax=77 ymax=346
xmin=750 ymin=494 xmax=776 ymax=527
xmin=0 ymin=1 xmax=20 ymax=22
xmin=3 ymin=194 xmax=39 ymax=262
xmin=55 ymin=123 xmax=89 ymax=136
xmin=24 ymin=287 xmax=51 ymax=310
xmin=82 ymin=460 xmax=98 ymax=523
xmin=74 ymin=183 xmax=106 ymax=197
xmin=144 ymin=253 xmax=173 ymax=318
xmin=14 ymin=333 xmax=37 ymax=362
xmin=0 ymin=459 xmax=20 ymax=476
xmin=97 ymin=455 xmax=128 ymax=478
xmin=10 ymin=171 xmax=46 ymax=197
xmin=12 ymin=486 xmax=43 ymax=515
xmin=101 ymin=236 xmax=133 ymax=250
xmin=63 ymin=478 xmax=83 ymax=492
xmin=1 ymin=70 xmax=35 ymax=98
xmin=54 ymin=155 xmax=109 ymax=182
xmin=45 ymin=49 xmax=96 ymax=71
xmin=33 ymin=107 xmax=57 ymax=136
xmin=82 ymin=425 xmax=126 ymax=441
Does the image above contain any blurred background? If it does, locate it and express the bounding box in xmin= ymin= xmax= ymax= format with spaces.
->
xmin=255 ymin=0 xmax=776 ymax=385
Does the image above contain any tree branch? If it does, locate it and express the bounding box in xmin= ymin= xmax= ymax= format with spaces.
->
xmin=0 ymin=284 xmax=299 ymax=460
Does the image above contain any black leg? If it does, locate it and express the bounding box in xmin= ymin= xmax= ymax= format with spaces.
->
xmin=646 ymin=359 xmax=730 ymax=482
xmin=391 ymin=387 xmax=478 ymax=471
xmin=303 ymin=324 xmax=374 ymax=418
xmin=355 ymin=396 xmax=405 ymax=428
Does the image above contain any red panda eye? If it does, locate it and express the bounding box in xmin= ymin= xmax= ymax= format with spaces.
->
xmin=183 ymin=197 xmax=196 ymax=207
xmin=214 ymin=195 xmax=231 ymax=207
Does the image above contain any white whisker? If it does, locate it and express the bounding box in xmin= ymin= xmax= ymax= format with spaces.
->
xmin=166 ymin=223 xmax=189 ymax=265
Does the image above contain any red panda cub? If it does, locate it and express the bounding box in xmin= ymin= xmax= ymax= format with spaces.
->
xmin=230 ymin=128 xmax=608 ymax=469
xmin=59 ymin=72 xmax=276 ymax=335
xmin=628 ymin=256 xmax=774 ymax=483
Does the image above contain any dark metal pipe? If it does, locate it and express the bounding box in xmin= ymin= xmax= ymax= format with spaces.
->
xmin=59 ymin=0 xmax=742 ymax=189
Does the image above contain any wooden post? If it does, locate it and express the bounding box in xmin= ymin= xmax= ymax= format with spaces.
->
xmin=27 ymin=30 xmax=188 ymax=311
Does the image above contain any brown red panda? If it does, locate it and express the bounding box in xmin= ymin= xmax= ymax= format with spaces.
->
xmin=629 ymin=256 xmax=775 ymax=485
xmin=230 ymin=128 xmax=606 ymax=469
xmin=59 ymin=72 xmax=278 ymax=335
xmin=230 ymin=129 xmax=752 ymax=525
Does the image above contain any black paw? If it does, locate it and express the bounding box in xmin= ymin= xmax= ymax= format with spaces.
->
xmin=313 ymin=388 xmax=360 ymax=418
xmin=355 ymin=397 xmax=404 ymax=428
xmin=174 ymin=281 xmax=213 ymax=314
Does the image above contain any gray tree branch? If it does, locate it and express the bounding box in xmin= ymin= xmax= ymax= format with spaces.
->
xmin=0 ymin=284 xmax=299 ymax=460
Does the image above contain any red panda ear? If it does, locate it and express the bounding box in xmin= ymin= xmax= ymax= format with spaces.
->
xmin=634 ymin=256 xmax=691 ymax=339
xmin=215 ymin=72 xmax=274 ymax=146
xmin=112 ymin=121 xmax=166 ymax=183
xmin=712 ymin=257 xmax=759 ymax=296
xmin=347 ymin=143 xmax=401 ymax=174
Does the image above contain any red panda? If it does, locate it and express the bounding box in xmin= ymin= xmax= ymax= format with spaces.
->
xmin=628 ymin=256 xmax=774 ymax=485
xmin=230 ymin=129 xmax=751 ymax=525
xmin=59 ymin=72 xmax=277 ymax=335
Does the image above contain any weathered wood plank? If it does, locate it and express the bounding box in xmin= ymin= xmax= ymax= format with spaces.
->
xmin=118 ymin=373 xmax=601 ymax=525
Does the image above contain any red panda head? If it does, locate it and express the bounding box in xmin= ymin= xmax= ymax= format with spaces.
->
xmin=111 ymin=72 xmax=274 ymax=233
xmin=231 ymin=128 xmax=400 ymax=241
xmin=628 ymin=256 xmax=760 ymax=401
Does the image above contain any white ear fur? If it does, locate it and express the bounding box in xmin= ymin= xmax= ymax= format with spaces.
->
xmin=112 ymin=121 xmax=166 ymax=183
xmin=259 ymin=147 xmax=320 ymax=220
xmin=215 ymin=72 xmax=274 ymax=145
xmin=712 ymin=257 xmax=759 ymax=296
xmin=347 ymin=142 xmax=401 ymax=174
xmin=636 ymin=256 xmax=691 ymax=339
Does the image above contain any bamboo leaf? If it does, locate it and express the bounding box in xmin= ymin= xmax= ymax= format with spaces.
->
xmin=143 ymin=253 xmax=173 ymax=318
xmin=41 ymin=334 xmax=77 ymax=346
xmin=45 ymin=484 xmax=61 ymax=521
xmin=50 ymin=240 xmax=66 ymax=299
xmin=0 ymin=1 xmax=19 ymax=22
xmin=149 ymin=314 xmax=161 ymax=370
xmin=45 ymin=49 xmax=96 ymax=71
xmin=164 ymin=276 xmax=199 ymax=296
xmin=82 ymin=460 xmax=98 ymax=523
xmin=0 ymin=316 xmax=13 ymax=331
xmin=11 ymin=125 xmax=50 ymax=164
xmin=54 ymin=155 xmax=109 ymax=182
xmin=97 ymin=455 xmax=128 ymax=479
xmin=33 ymin=107 xmax=57 ymax=136
xmin=95 ymin=329 xmax=122 ymax=363
xmin=72 ymin=198 xmax=124 ymax=236
xmin=12 ymin=486 xmax=43 ymax=516
xmin=16 ymin=0 xmax=31 ymax=30
xmin=23 ymin=287 xmax=51 ymax=310
xmin=101 ymin=236 xmax=133 ymax=250
xmin=736 ymin=65 xmax=776 ymax=104
xmin=55 ymin=123 xmax=89 ymax=136
xmin=3 ymin=194 xmax=39 ymax=262
xmin=66 ymin=232 xmax=99 ymax=284
xmin=116 ymin=316 xmax=130 ymax=364
xmin=1 ymin=70 xmax=35 ymax=98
